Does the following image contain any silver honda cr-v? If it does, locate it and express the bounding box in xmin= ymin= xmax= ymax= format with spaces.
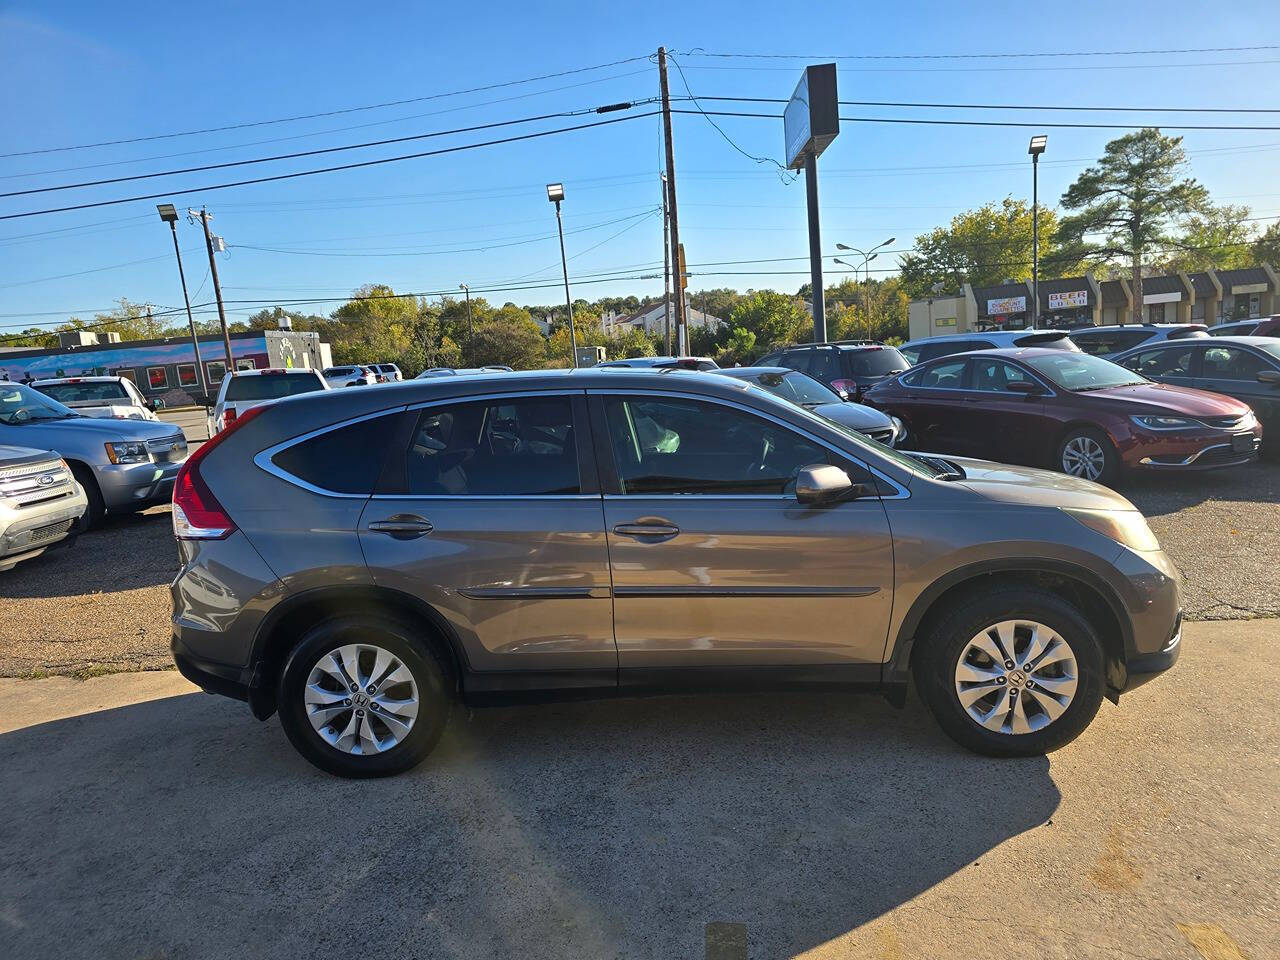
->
xmin=170 ymin=369 xmax=1181 ymax=777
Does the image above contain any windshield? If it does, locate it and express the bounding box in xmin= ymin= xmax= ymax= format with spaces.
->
xmin=225 ymin=373 xmax=324 ymax=401
xmin=0 ymin=383 xmax=81 ymax=424
xmin=751 ymin=370 xmax=842 ymax=405
xmin=1255 ymin=341 xmax=1280 ymax=362
xmin=35 ymin=381 xmax=130 ymax=403
xmin=847 ymin=347 xmax=910 ymax=377
xmin=1023 ymin=352 xmax=1148 ymax=391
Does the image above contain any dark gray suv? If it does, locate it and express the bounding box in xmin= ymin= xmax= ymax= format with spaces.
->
xmin=171 ymin=369 xmax=1182 ymax=777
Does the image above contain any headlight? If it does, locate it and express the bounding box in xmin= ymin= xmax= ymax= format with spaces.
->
xmin=104 ymin=441 xmax=150 ymax=465
xmin=1062 ymin=508 xmax=1160 ymax=552
xmin=1131 ymin=415 xmax=1198 ymax=431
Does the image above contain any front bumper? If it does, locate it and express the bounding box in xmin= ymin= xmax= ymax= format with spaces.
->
xmin=1110 ymin=545 xmax=1183 ymax=695
xmin=1125 ymin=429 xmax=1262 ymax=471
xmin=0 ymin=490 xmax=87 ymax=569
xmin=95 ymin=457 xmax=185 ymax=510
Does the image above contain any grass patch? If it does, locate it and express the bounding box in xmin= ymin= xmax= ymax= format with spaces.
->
xmin=13 ymin=663 xmax=176 ymax=681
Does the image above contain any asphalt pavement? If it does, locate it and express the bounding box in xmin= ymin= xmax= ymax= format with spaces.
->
xmin=1 ymin=618 xmax=1274 ymax=960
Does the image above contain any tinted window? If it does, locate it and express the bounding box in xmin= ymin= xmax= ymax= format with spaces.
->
xmin=1121 ymin=347 xmax=1194 ymax=377
xmin=404 ymin=396 xmax=579 ymax=496
xmin=1071 ymin=330 xmax=1153 ymax=355
xmin=971 ymin=359 xmax=1034 ymax=393
xmin=808 ymin=349 xmax=841 ymax=381
xmin=604 ymin=396 xmax=830 ymax=495
xmin=1210 ymin=323 xmax=1257 ymax=336
xmin=1201 ymin=346 xmax=1268 ymax=381
xmin=898 ymin=344 xmax=923 ymax=365
xmin=917 ymin=359 xmax=968 ymax=389
xmin=225 ymin=373 xmax=324 ymax=401
xmin=846 ymin=347 xmax=909 ymax=377
xmin=272 ymin=413 xmax=402 ymax=494
xmin=779 ymin=349 xmax=813 ymax=375
xmin=35 ymin=381 xmax=130 ymax=403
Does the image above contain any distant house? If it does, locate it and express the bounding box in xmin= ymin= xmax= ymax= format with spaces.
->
xmin=602 ymin=304 xmax=725 ymax=337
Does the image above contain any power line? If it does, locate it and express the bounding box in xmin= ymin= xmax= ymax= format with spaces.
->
xmin=0 ymin=56 xmax=653 ymax=159
xmin=673 ymin=58 xmax=1280 ymax=75
xmin=0 ymin=68 xmax=653 ymax=183
xmin=0 ymin=249 xmax=206 ymax=290
xmin=0 ymin=101 xmax=655 ymax=200
xmin=671 ymin=108 xmax=1280 ymax=132
xmin=0 ymin=111 xmax=660 ymax=221
xmin=695 ymin=95 xmax=1280 ymax=114
xmin=681 ymin=46 xmax=1280 ymax=61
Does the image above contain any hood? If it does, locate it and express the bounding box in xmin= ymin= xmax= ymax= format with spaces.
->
xmin=5 ymin=416 xmax=182 ymax=442
xmin=946 ymin=456 xmax=1138 ymax=511
xmin=808 ymin=401 xmax=894 ymax=432
xmin=0 ymin=443 xmax=59 ymax=468
xmin=1080 ymin=382 xmax=1250 ymax=417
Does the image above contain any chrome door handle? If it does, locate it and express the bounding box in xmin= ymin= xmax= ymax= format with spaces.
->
xmin=368 ymin=515 xmax=434 ymax=539
xmin=613 ymin=521 xmax=680 ymax=538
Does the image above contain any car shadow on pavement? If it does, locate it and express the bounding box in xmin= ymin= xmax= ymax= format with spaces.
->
xmin=1121 ymin=457 xmax=1278 ymax=518
xmin=0 ymin=687 xmax=1059 ymax=960
xmin=1 ymin=508 xmax=177 ymax=599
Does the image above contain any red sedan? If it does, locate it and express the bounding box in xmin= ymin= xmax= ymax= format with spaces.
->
xmin=864 ymin=347 xmax=1262 ymax=484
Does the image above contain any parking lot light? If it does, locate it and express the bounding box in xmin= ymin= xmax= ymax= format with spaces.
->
xmin=157 ymin=204 xmax=207 ymax=399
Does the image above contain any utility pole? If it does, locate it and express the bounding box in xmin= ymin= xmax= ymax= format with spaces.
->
xmin=661 ymin=172 xmax=672 ymax=355
xmin=1028 ymin=135 xmax=1047 ymax=330
xmin=657 ymin=47 xmax=685 ymax=351
xmin=459 ymin=283 xmax=473 ymax=348
xmin=191 ymin=207 xmax=234 ymax=370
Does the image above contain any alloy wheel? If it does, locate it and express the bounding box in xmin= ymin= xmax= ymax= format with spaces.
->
xmin=304 ymin=643 xmax=420 ymax=755
xmin=1061 ymin=436 xmax=1106 ymax=480
xmin=953 ymin=620 xmax=1079 ymax=735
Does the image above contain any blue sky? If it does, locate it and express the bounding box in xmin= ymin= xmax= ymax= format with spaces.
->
xmin=2 ymin=0 xmax=1278 ymax=333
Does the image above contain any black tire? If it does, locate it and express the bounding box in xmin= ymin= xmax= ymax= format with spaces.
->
xmin=276 ymin=615 xmax=452 ymax=778
xmin=1055 ymin=425 xmax=1121 ymax=486
xmin=913 ymin=587 xmax=1106 ymax=757
xmin=69 ymin=462 xmax=105 ymax=529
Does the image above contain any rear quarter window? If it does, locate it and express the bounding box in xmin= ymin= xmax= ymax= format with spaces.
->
xmin=271 ymin=413 xmax=403 ymax=494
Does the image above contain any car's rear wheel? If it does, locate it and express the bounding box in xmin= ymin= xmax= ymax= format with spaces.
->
xmin=914 ymin=587 xmax=1105 ymax=757
xmin=1057 ymin=426 xmax=1120 ymax=486
xmin=277 ymin=616 xmax=452 ymax=778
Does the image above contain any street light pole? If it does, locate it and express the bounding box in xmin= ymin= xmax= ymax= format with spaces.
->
xmin=1029 ymin=135 xmax=1048 ymax=330
xmin=157 ymin=204 xmax=207 ymax=400
xmin=459 ymin=283 xmax=472 ymax=348
xmin=661 ymin=172 xmax=672 ymax=356
xmin=547 ymin=183 xmax=578 ymax=367
xmin=836 ymin=237 xmax=895 ymax=340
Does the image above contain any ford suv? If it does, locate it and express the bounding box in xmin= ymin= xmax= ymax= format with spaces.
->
xmin=171 ymin=369 xmax=1182 ymax=777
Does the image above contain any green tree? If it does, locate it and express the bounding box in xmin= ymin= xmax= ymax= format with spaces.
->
xmin=609 ymin=327 xmax=658 ymax=359
xmin=728 ymin=290 xmax=810 ymax=350
xmin=326 ymin=284 xmax=422 ymax=365
xmin=688 ymin=288 xmax=742 ymax=321
xmin=466 ymin=316 xmax=548 ymax=369
xmin=1252 ymin=221 xmax=1280 ymax=267
xmin=899 ymin=197 xmax=1064 ymax=298
xmin=1057 ymin=128 xmax=1209 ymax=324
xmin=547 ymin=313 xmax=605 ymax=367
xmin=716 ymin=327 xmax=757 ymax=366
xmin=1158 ymin=204 xmax=1257 ymax=273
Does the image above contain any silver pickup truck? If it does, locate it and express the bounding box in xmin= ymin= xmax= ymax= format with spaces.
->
xmin=0 ymin=444 xmax=87 ymax=571
xmin=0 ymin=382 xmax=188 ymax=528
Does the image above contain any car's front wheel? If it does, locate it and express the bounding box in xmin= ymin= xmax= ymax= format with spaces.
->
xmin=914 ymin=587 xmax=1105 ymax=757
xmin=1056 ymin=426 xmax=1120 ymax=486
xmin=277 ymin=616 xmax=452 ymax=777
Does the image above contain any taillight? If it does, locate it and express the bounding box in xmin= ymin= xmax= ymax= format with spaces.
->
xmin=172 ymin=404 xmax=265 ymax=540
xmin=223 ymin=408 xmax=238 ymax=427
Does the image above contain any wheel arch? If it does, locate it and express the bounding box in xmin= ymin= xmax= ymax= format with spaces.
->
xmin=886 ymin=559 xmax=1132 ymax=702
xmin=247 ymin=584 xmax=467 ymax=720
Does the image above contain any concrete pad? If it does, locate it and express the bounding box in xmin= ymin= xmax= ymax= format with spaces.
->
xmin=0 ymin=619 xmax=1275 ymax=960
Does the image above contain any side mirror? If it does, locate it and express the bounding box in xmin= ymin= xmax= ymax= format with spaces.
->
xmin=1006 ymin=381 xmax=1043 ymax=396
xmin=1257 ymin=369 xmax=1280 ymax=386
xmin=796 ymin=464 xmax=874 ymax=505
xmin=145 ymin=401 xmax=157 ymax=412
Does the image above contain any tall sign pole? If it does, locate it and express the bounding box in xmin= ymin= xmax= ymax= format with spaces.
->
xmin=166 ymin=218 xmax=207 ymax=397
xmin=784 ymin=64 xmax=840 ymax=345
xmin=657 ymin=47 xmax=686 ymax=350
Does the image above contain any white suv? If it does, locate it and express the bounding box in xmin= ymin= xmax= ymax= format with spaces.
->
xmin=0 ymin=444 xmax=87 ymax=571
xmin=210 ymin=369 xmax=328 ymax=435
xmin=31 ymin=376 xmax=158 ymax=421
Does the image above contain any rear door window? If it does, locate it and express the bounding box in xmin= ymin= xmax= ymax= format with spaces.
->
xmin=1201 ymin=346 xmax=1268 ymax=381
xmin=1120 ymin=346 xmax=1195 ymax=378
xmin=917 ymin=358 xmax=969 ymax=389
xmin=807 ymin=349 xmax=842 ymax=382
xmin=846 ymin=347 xmax=910 ymax=377
xmin=971 ymin=359 xmax=1035 ymax=393
xmin=403 ymin=396 xmax=581 ymax=496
